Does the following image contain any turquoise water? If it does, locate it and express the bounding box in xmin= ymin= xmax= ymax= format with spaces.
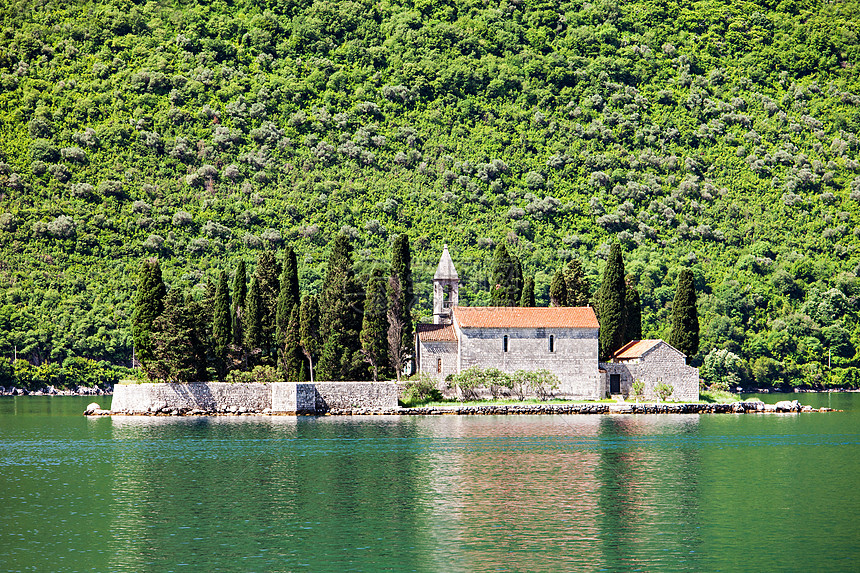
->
xmin=1 ymin=393 xmax=858 ymax=572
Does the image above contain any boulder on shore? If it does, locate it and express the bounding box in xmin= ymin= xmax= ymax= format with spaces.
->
xmin=84 ymin=402 xmax=110 ymax=416
xmin=775 ymin=400 xmax=801 ymax=412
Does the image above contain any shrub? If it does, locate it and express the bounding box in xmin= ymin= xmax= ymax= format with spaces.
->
xmin=400 ymin=374 xmax=443 ymax=406
xmin=512 ymin=369 xmax=560 ymax=401
xmin=450 ymin=366 xmax=484 ymax=400
xmin=631 ymin=379 xmax=645 ymax=402
xmin=227 ymin=365 xmax=281 ymax=384
xmin=655 ymin=381 xmax=674 ymax=401
xmin=47 ymin=215 xmax=76 ymax=238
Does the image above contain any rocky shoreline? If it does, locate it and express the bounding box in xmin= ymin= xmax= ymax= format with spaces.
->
xmin=2 ymin=386 xmax=111 ymax=396
xmin=90 ymin=399 xmax=840 ymax=417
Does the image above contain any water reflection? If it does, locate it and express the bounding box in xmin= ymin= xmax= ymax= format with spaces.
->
xmin=597 ymin=415 xmax=703 ymax=571
xmin=102 ymin=414 xmax=709 ymax=572
xmin=4 ymin=397 xmax=859 ymax=571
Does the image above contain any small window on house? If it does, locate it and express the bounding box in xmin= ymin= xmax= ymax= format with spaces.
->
xmin=437 ymin=358 xmax=442 ymax=374
xmin=503 ymin=335 xmax=509 ymax=352
xmin=549 ymin=335 xmax=555 ymax=353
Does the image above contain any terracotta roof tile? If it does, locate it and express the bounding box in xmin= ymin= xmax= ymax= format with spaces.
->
xmin=453 ymin=306 xmax=599 ymax=329
xmin=611 ymin=339 xmax=663 ymax=360
xmin=416 ymin=323 xmax=458 ymax=342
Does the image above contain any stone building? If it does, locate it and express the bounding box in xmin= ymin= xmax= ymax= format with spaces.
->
xmin=600 ymin=339 xmax=699 ymax=402
xmin=415 ymin=247 xmax=699 ymax=402
xmin=415 ymin=247 xmax=604 ymax=399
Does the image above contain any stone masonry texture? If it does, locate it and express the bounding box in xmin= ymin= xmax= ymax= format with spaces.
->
xmin=112 ymin=382 xmax=399 ymax=414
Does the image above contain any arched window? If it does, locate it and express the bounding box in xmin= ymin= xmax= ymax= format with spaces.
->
xmin=549 ymin=335 xmax=555 ymax=353
xmin=503 ymin=335 xmax=508 ymax=353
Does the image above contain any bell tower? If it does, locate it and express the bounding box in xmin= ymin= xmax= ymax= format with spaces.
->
xmin=433 ymin=244 xmax=459 ymax=324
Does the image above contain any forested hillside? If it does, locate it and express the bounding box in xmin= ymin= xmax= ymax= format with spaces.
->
xmin=0 ymin=0 xmax=858 ymax=387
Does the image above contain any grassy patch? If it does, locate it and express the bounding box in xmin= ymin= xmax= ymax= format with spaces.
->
xmin=699 ymin=389 xmax=742 ymax=403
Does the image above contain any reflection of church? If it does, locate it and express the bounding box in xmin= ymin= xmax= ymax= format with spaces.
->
xmin=415 ymin=246 xmax=699 ymax=401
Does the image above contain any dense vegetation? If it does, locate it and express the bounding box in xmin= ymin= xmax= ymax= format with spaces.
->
xmin=0 ymin=0 xmax=859 ymax=388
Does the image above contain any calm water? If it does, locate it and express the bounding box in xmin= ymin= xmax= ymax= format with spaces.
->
xmin=1 ymin=394 xmax=858 ymax=572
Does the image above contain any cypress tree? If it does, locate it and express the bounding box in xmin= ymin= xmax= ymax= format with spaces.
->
xmin=512 ymin=254 xmax=524 ymax=304
xmin=564 ymin=260 xmax=591 ymax=306
xmin=598 ymin=243 xmax=627 ymax=361
xmin=520 ymin=276 xmax=536 ymax=307
xmin=243 ymin=275 xmax=264 ymax=364
xmin=490 ymin=243 xmax=518 ymax=306
xmin=132 ymin=258 xmax=167 ymax=367
xmin=387 ymin=275 xmax=408 ymax=381
xmin=186 ymin=292 xmax=209 ymax=381
xmin=668 ymin=268 xmax=699 ymax=359
xmin=212 ymin=270 xmax=232 ymax=379
xmin=624 ymin=279 xmax=642 ymax=343
xmin=275 ymin=247 xmax=300 ymax=367
xmin=255 ymin=251 xmax=280 ymax=363
xmin=148 ymin=290 xmax=207 ymax=383
xmin=231 ymin=260 xmax=247 ymax=347
xmin=549 ymin=268 xmax=567 ymax=306
xmin=360 ymin=268 xmax=390 ymax=382
xmin=281 ymin=303 xmax=302 ymax=380
xmin=318 ymin=234 xmax=363 ymax=380
xmin=390 ymin=234 xmax=414 ymax=370
xmin=299 ymin=294 xmax=321 ymax=383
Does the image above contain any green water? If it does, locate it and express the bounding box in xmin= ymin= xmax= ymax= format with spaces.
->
xmin=1 ymin=394 xmax=858 ymax=572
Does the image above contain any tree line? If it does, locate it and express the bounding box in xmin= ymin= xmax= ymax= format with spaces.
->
xmin=132 ymin=232 xmax=699 ymax=384
xmin=485 ymin=241 xmax=699 ymax=362
xmin=132 ymin=234 xmax=415 ymax=383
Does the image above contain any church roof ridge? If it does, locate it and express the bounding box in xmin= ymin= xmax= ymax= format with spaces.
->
xmin=433 ymin=244 xmax=459 ymax=280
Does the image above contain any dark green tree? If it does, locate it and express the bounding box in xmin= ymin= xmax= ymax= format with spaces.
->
xmin=624 ymin=278 xmax=642 ymax=343
xmin=281 ymin=303 xmax=302 ymax=380
xmin=387 ymin=275 xmax=409 ymax=381
xmin=390 ymin=234 xmax=414 ymax=371
xmin=318 ymin=234 xmax=364 ymax=381
xmin=148 ymin=290 xmax=207 ymax=382
xmin=132 ymin=258 xmax=166 ymax=367
xmin=255 ymin=251 xmax=280 ymax=363
xmin=564 ymin=260 xmax=591 ymax=306
xmin=300 ymin=294 xmax=321 ymax=383
xmin=243 ymin=275 xmax=264 ymax=365
xmin=598 ymin=243 xmax=627 ymax=361
xmin=275 ymin=247 xmax=300 ymax=367
xmin=549 ymin=268 xmax=567 ymax=306
xmin=520 ymin=276 xmax=536 ymax=307
xmin=668 ymin=269 xmax=700 ymax=359
xmin=512 ymin=254 xmax=524 ymax=305
xmin=360 ymin=269 xmax=390 ymax=381
xmin=231 ymin=260 xmax=247 ymax=347
xmin=490 ymin=243 xmax=519 ymax=306
xmin=212 ymin=270 xmax=231 ymax=379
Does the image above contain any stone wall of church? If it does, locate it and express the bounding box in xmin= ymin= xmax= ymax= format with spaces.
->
xmin=417 ymin=340 xmax=459 ymax=389
xmin=457 ymin=327 xmax=603 ymax=399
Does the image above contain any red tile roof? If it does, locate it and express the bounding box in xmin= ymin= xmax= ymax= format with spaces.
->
xmin=453 ymin=306 xmax=599 ymax=329
xmin=611 ymin=339 xmax=663 ymax=360
xmin=416 ymin=323 xmax=458 ymax=342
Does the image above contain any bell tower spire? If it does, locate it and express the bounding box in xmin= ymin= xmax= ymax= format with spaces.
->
xmin=433 ymin=244 xmax=459 ymax=324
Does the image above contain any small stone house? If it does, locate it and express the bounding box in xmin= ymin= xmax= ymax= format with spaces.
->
xmin=600 ymin=339 xmax=699 ymax=402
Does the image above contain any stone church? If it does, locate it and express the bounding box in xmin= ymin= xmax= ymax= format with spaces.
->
xmin=415 ymin=246 xmax=699 ymax=401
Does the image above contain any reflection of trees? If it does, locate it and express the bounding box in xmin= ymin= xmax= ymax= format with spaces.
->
xmin=597 ymin=415 xmax=703 ymax=571
xmin=108 ymin=416 xmax=434 ymax=571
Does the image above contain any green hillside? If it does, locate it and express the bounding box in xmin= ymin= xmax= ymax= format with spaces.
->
xmin=0 ymin=0 xmax=858 ymax=387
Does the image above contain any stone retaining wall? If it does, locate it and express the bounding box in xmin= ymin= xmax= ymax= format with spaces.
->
xmin=313 ymin=382 xmax=400 ymax=412
xmin=111 ymin=381 xmax=399 ymax=415
xmin=111 ymin=382 xmax=271 ymax=414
